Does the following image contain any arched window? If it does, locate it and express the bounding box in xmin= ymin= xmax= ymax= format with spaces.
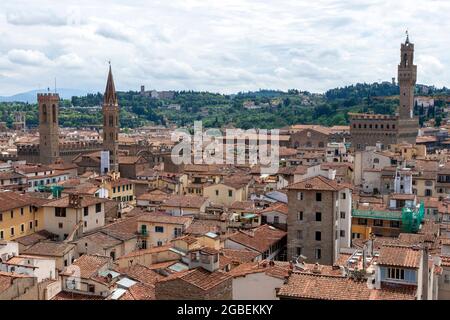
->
xmin=403 ymin=53 xmax=408 ymax=67
xmin=42 ymin=104 xmax=47 ymax=122
xmin=109 ymin=115 xmax=114 ymax=126
xmin=52 ymin=104 xmax=57 ymax=123
xmin=373 ymin=158 xmax=379 ymax=164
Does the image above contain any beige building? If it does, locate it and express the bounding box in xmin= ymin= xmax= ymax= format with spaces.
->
xmin=41 ymin=194 xmax=107 ymax=241
xmin=137 ymin=213 xmax=193 ymax=248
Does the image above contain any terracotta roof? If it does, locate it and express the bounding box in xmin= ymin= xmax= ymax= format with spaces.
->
xmin=378 ymin=244 xmax=422 ymax=268
xmin=157 ymin=267 xmax=231 ymax=291
xmin=117 ymin=244 xmax=175 ymax=260
xmin=0 ymin=191 xmax=42 ymax=212
xmin=119 ymin=264 xmax=163 ymax=286
xmin=229 ymin=260 xmax=290 ymax=279
xmin=14 ymin=230 xmax=57 ymax=247
xmin=220 ymin=249 xmax=260 ymax=264
xmin=137 ymin=212 xmax=193 ymax=226
xmin=277 ymin=273 xmax=372 ymax=300
xmin=369 ymin=283 xmax=416 ymax=300
xmin=23 ymin=241 xmax=75 ymax=257
xmin=43 ymin=194 xmax=107 ymax=208
xmin=390 ymin=193 xmax=416 ymax=201
xmin=229 ymin=201 xmax=255 ymax=211
xmin=51 ymin=291 xmax=105 ymax=300
xmin=185 ymin=220 xmax=221 ymax=236
xmin=0 ymin=271 xmax=33 ymax=292
xmin=287 ymin=175 xmax=350 ymax=191
xmin=119 ymin=283 xmax=155 ymax=300
xmin=227 ymin=224 xmax=286 ymax=253
xmin=163 ymin=195 xmax=208 ymax=209
xmin=440 ymin=255 xmax=450 ymax=267
xmin=119 ymin=156 xmax=143 ymax=164
xmin=61 ymin=254 xmax=110 ymax=279
xmin=259 ymin=202 xmax=288 ymax=215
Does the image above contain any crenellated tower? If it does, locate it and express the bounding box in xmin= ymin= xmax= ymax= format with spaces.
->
xmin=38 ymin=93 xmax=60 ymax=164
xmin=397 ymin=32 xmax=419 ymax=144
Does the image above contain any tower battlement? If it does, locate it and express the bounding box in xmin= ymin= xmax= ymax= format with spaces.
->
xmin=37 ymin=93 xmax=60 ymax=102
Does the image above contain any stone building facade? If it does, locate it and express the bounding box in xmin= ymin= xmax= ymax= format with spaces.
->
xmin=102 ymin=65 xmax=120 ymax=173
xmin=350 ymin=35 xmax=419 ymax=151
xmin=38 ymin=93 xmax=60 ymax=164
xmin=286 ymin=175 xmax=352 ymax=266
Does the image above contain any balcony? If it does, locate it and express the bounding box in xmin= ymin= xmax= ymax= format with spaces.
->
xmin=138 ymin=229 xmax=148 ymax=236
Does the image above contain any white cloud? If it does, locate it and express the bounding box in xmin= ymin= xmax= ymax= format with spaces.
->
xmin=0 ymin=0 xmax=449 ymax=95
xmin=7 ymin=49 xmax=51 ymax=66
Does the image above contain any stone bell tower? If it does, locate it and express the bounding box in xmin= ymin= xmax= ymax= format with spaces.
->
xmin=38 ymin=93 xmax=60 ymax=164
xmin=102 ymin=64 xmax=119 ymax=173
xmin=397 ymin=32 xmax=419 ymax=144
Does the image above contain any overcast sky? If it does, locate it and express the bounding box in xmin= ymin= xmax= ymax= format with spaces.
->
xmin=0 ymin=0 xmax=448 ymax=95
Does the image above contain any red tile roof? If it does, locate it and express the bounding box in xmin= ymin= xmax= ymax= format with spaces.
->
xmin=227 ymin=224 xmax=286 ymax=253
xmin=287 ymin=175 xmax=350 ymax=191
xmin=378 ymin=244 xmax=422 ymax=268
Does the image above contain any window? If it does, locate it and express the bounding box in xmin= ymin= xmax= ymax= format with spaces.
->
xmin=445 ymin=275 xmax=450 ymax=284
xmin=315 ymin=248 xmax=321 ymax=260
xmin=390 ymin=221 xmax=400 ymax=228
xmin=157 ymin=241 xmax=163 ymax=246
xmin=96 ymin=203 xmax=102 ymax=213
xmin=316 ymin=193 xmax=322 ymax=202
xmin=0 ymin=213 xmax=2 ymax=221
xmin=174 ymin=227 xmax=182 ymax=237
xmin=358 ymin=218 xmax=367 ymax=225
xmin=387 ymin=268 xmax=405 ymax=280
xmin=315 ymin=231 xmax=321 ymax=241
xmin=155 ymin=226 xmax=164 ymax=233
xmin=0 ymin=230 xmax=3 ymax=240
xmin=340 ymin=230 xmax=345 ymax=237
xmin=141 ymin=240 xmax=147 ymax=249
xmin=88 ymin=284 xmax=95 ymax=293
xmin=425 ymin=189 xmax=432 ymax=197
xmin=297 ymin=230 xmax=303 ymax=240
xmin=58 ymin=223 xmax=63 ymax=229
xmin=35 ymin=220 xmax=38 ymax=228
xmin=215 ymin=190 xmax=219 ymax=196
xmin=20 ymin=208 xmax=24 ymax=216
xmin=273 ymin=216 xmax=279 ymax=224
xmin=296 ymin=247 xmax=302 ymax=256
xmin=374 ymin=219 xmax=383 ymax=227
xmin=84 ymin=221 xmax=87 ymax=228
xmin=10 ymin=227 xmax=14 ymax=236
xmin=315 ymin=212 xmax=322 ymax=222
xmin=55 ymin=207 xmax=66 ymax=217
xmin=84 ymin=207 xmax=89 ymax=216
xmin=10 ymin=211 xmax=13 ymax=219
xmin=228 ymin=190 xmax=233 ymax=197
xmin=340 ymin=211 xmax=346 ymax=219
xmin=297 ymin=192 xmax=304 ymax=200
xmin=20 ymin=224 xmax=24 ymax=233
xmin=297 ymin=211 xmax=303 ymax=221
xmin=341 ymin=192 xmax=346 ymax=200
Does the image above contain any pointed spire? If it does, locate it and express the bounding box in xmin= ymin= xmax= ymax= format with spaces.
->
xmin=405 ymin=30 xmax=410 ymax=44
xmin=104 ymin=62 xmax=117 ymax=105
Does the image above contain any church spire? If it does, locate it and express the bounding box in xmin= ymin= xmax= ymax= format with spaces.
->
xmin=104 ymin=63 xmax=117 ymax=105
